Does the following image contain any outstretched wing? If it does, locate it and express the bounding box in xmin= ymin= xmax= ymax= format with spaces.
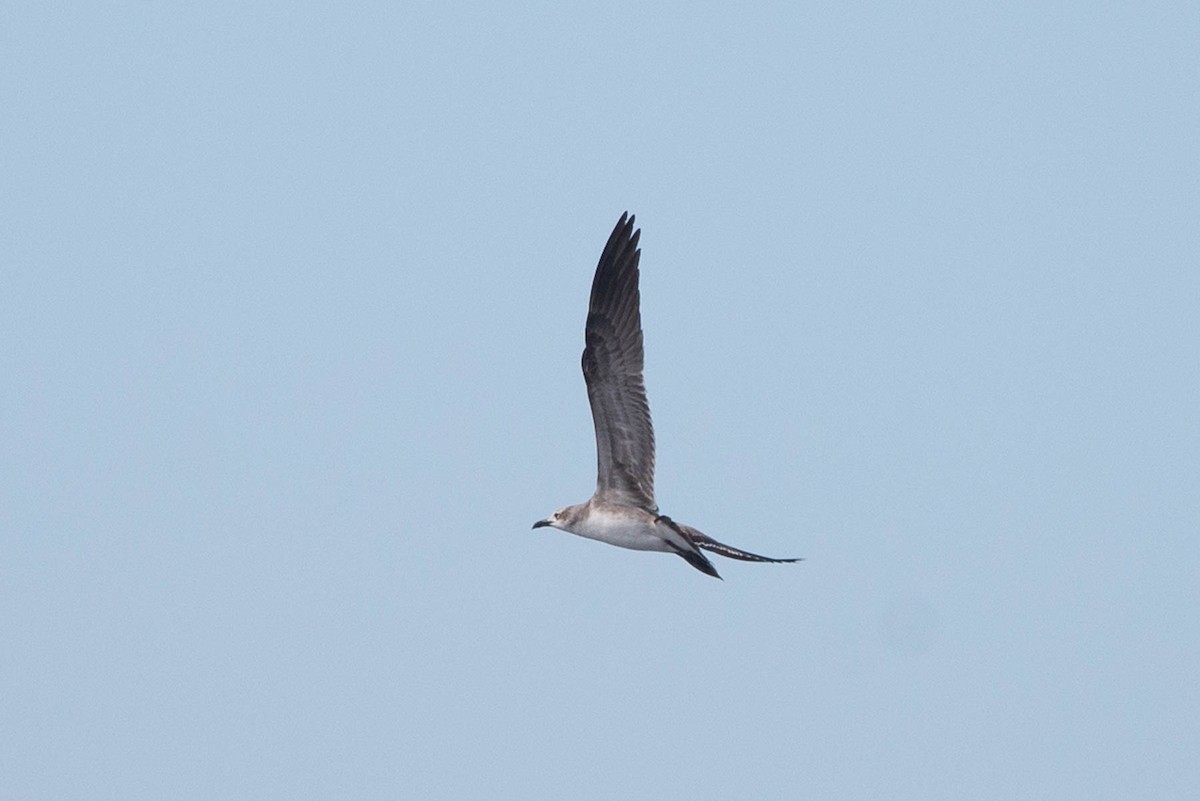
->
xmin=582 ymin=212 xmax=657 ymax=511
xmin=680 ymin=524 xmax=802 ymax=564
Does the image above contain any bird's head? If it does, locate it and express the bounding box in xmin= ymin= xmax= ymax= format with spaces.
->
xmin=532 ymin=507 xmax=569 ymax=531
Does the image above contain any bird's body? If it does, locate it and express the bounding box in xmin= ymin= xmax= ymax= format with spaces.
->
xmin=534 ymin=213 xmax=800 ymax=579
xmin=539 ymin=501 xmax=686 ymax=553
xmin=559 ymin=504 xmax=671 ymax=552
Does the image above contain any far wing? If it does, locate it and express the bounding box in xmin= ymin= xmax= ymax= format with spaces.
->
xmin=582 ymin=212 xmax=657 ymax=511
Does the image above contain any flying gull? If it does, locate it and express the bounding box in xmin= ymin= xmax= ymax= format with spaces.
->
xmin=534 ymin=212 xmax=800 ymax=579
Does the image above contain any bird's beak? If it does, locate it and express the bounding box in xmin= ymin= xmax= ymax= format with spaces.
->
xmin=532 ymin=519 xmax=551 ymax=529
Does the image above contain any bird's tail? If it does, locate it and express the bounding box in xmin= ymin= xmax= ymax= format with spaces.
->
xmin=655 ymin=515 xmax=723 ymax=579
xmin=678 ymin=524 xmax=802 ymax=564
xmin=671 ymin=542 xmax=723 ymax=579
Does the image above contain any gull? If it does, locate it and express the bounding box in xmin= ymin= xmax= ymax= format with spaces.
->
xmin=534 ymin=212 xmax=801 ymax=579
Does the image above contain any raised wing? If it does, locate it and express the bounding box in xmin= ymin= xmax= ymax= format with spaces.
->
xmin=582 ymin=212 xmax=657 ymax=511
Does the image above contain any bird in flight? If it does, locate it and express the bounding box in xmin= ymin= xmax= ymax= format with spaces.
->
xmin=534 ymin=213 xmax=800 ymax=579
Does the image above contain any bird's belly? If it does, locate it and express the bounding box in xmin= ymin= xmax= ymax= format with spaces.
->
xmin=572 ymin=513 xmax=669 ymax=552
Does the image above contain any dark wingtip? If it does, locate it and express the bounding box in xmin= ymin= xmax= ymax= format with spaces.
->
xmin=614 ymin=211 xmax=637 ymax=239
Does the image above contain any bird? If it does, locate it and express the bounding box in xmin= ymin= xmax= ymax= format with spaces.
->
xmin=533 ymin=212 xmax=801 ymax=579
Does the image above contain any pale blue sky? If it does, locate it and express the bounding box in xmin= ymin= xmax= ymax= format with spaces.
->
xmin=3 ymin=2 xmax=1197 ymax=799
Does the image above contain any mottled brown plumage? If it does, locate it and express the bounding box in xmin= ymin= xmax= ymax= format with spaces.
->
xmin=534 ymin=213 xmax=800 ymax=579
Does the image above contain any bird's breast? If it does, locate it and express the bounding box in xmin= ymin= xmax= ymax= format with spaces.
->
xmin=569 ymin=509 xmax=670 ymax=552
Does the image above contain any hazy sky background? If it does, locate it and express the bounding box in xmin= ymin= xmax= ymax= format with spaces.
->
xmin=3 ymin=2 xmax=1197 ymax=799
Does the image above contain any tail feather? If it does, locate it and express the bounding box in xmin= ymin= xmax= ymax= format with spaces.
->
xmin=680 ymin=525 xmax=802 ymax=564
xmin=655 ymin=515 xmax=723 ymax=579
xmin=671 ymin=543 xmax=723 ymax=579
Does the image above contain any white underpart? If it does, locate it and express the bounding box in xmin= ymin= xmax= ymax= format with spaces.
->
xmin=566 ymin=508 xmax=675 ymax=552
